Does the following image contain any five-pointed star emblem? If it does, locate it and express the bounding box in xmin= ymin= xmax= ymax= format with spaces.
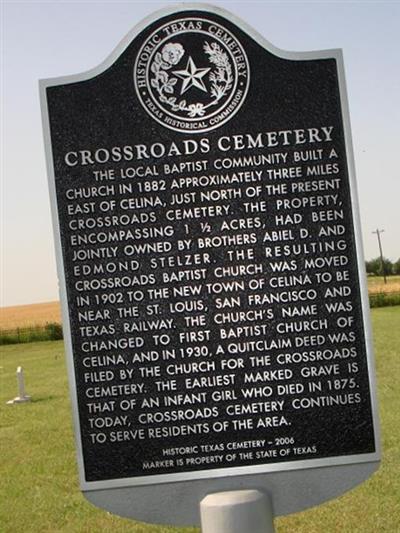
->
xmin=173 ymin=57 xmax=210 ymax=95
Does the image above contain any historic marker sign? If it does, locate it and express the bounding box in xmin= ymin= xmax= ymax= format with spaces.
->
xmin=41 ymin=4 xmax=379 ymax=525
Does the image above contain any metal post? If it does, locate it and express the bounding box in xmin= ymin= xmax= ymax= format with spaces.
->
xmin=200 ymin=490 xmax=275 ymax=533
xmin=372 ymin=228 xmax=387 ymax=284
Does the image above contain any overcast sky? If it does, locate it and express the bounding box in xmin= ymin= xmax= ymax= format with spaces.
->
xmin=2 ymin=0 xmax=399 ymax=306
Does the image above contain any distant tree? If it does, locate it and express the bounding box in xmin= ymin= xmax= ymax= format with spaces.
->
xmin=381 ymin=257 xmax=393 ymax=277
xmin=392 ymin=258 xmax=400 ymax=275
xmin=366 ymin=257 xmax=393 ymax=276
xmin=366 ymin=258 xmax=381 ymax=275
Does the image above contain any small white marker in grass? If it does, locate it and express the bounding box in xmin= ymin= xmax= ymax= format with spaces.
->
xmin=7 ymin=366 xmax=31 ymax=404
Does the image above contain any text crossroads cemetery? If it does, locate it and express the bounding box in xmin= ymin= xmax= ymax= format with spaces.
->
xmin=42 ymin=7 xmax=376 ymax=487
xmin=63 ymin=125 xmax=371 ymax=477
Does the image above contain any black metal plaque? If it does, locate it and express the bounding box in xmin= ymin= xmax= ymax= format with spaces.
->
xmin=41 ymin=4 xmax=379 ymax=500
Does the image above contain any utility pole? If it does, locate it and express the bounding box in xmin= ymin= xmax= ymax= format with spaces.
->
xmin=372 ymin=229 xmax=387 ymax=284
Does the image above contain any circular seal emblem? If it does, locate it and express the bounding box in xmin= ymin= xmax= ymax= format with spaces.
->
xmin=134 ymin=17 xmax=250 ymax=133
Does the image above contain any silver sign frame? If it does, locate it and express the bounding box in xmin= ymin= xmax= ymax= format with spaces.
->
xmin=40 ymin=3 xmax=380 ymax=525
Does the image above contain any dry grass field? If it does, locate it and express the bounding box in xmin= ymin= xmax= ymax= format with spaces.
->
xmin=0 ymin=301 xmax=61 ymax=330
xmin=367 ymin=275 xmax=400 ymax=294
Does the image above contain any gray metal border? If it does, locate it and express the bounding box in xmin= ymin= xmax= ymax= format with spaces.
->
xmin=40 ymin=2 xmax=380 ymax=522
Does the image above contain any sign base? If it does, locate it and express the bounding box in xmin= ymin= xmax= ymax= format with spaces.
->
xmin=6 ymin=395 xmax=31 ymax=405
xmin=200 ymin=490 xmax=274 ymax=533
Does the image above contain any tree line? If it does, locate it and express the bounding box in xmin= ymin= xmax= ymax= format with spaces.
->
xmin=365 ymin=257 xmax=400 ymax=276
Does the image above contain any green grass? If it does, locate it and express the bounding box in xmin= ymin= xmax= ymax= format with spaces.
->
xmin=369 ymin=292 xmax=400 ymax=308
xmin=1 ymin=308 xmax=399 ymax=532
